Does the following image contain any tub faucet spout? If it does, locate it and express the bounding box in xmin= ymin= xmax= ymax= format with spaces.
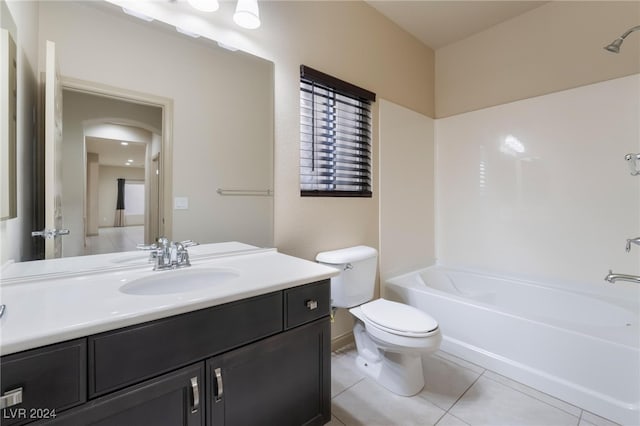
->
xmin=605 ymin=270 xmax=640 ymax=284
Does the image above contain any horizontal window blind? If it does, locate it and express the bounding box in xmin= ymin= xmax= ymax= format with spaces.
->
xmin=300 ymin=65 xmax=376 ymax=197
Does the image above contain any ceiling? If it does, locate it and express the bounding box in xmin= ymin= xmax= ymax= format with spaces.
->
xmin=86 ymin=137 xmax=146 ymax=169
xmin=365 ymin=1 xmax=547 ymax=49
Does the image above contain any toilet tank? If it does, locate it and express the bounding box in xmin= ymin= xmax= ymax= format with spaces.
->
xmin=315 ymin=246 xmax=378 ymax=308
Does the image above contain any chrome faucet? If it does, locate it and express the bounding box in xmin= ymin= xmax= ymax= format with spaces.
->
xmin=137 ymin=237 xmax=199 ymax=271
xmin=604 ymin=270 xmax=640 ymax=284
xmin=626 ymin=237 xmax=640 ymax=252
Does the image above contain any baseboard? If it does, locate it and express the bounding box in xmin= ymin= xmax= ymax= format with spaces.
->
xmin=331 ymin=331 xmax=354 ymax=352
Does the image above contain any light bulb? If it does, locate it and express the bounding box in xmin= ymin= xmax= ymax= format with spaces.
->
xmin=234 ymin=0 xmax=260 ymax=29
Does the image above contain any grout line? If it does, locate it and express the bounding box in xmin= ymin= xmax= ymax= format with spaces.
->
xmin=446 ymin=371 xmax=484 ymax=414
xmin=481 ymin=372 xmax=581 ymax=419
xmin=331 ymin=376 xmax=366 ymax=400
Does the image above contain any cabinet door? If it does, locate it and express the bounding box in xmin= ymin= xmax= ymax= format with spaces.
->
xmin=207 ymin=318 xmax=331 ymax=426
xmin=42 ymin=363 xmax=205 ymax=426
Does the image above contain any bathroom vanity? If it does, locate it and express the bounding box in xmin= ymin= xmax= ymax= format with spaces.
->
xmin=0 ymin=245 xmax=338 ymax=425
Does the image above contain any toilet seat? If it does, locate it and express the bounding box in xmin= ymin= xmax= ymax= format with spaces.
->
xmin=360 ymin=299 xmax=438 ymax=338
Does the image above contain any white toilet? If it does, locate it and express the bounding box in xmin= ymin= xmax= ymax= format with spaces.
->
xmin=316 ymin=245 xmax=442 ymax=396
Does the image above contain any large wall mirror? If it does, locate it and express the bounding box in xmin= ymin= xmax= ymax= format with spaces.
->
xmin=2 ymin=0 xmax=274 ymax=267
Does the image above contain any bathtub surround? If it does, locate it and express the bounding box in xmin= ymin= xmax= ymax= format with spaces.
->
xmin=379 ymin=100 xmax=435 ymax=282
xmin=435 ymin=74 xmax=640 ymax=286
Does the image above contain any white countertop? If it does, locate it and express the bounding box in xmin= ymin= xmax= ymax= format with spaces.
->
xmin=0 ymin=248 xmax=339 ymax=356
xmin=0 ymin=241 xmax=262 ymax=282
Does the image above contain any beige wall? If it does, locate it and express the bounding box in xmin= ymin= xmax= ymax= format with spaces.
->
xmin=254 ymin=1 xmax=435 ymax=339
xmin=436 ymin=1 xmax=640 ymax=118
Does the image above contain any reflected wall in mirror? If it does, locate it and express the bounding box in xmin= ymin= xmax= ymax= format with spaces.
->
xmin=1 ymin=1 xmax=17 ymax=221
xmin=1 ymin=0 xmax=274 ymax=267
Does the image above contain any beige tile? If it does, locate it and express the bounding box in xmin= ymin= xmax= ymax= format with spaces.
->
xmin=436 ymin=413 xmax=471 ymax=426
xmin=332 ymin=349 xmax=366 ymax=398
xmin=580 ymin=411 xmax=621 ymax=426
xmin=332 ymin=378 xmax=445 ymax=426
xmin=450 ymin=376 xmax=579 ymax=426
xmin=418 ymin=353 xmax=482 ymax=410
xmin=327 ymin=415 xmax=347 ymax=426
xmin=483 ymin=370 xmax=582 ymax=417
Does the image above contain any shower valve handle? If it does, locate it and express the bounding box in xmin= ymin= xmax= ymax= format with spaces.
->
xmin=625 ymin=237 xmax=640 ymax=252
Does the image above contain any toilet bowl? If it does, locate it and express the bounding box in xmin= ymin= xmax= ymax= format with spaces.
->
xmin=316 ymin=246 xmax=442 ymax=396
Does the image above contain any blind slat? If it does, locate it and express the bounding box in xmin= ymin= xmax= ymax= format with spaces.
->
xmin=299 ymin=68 xmax=374 ymax=197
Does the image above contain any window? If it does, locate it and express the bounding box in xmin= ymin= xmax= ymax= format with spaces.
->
xmin=299 ymin=65 xmax=376 ymax=197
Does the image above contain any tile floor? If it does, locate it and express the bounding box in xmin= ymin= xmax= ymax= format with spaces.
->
xmin=84 ymin=225 xmax=144 ymax=255
xmin=329 ymin=345 xmax=620 ymax=426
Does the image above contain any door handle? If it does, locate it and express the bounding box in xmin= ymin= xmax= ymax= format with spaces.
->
xmin=190 ymin=377 xmax=199 ymax=413
xmin=31 ymin=228 xmax=70 ymax=239
xmin=214 ymin=367 xmax=223 ymax=402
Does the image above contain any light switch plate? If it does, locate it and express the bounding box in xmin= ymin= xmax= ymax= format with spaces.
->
xmin=174 ymin=197 xmax=189 ymax=210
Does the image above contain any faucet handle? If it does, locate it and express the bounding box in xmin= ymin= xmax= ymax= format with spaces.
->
xmin=626 ymin=237 xmax=640 ymax=252
xmin=137 ymin=243 xmax=158 ymax=251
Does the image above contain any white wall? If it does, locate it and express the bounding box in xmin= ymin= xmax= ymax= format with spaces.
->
xmin=435 ymin=74 xmax=640 ymax=286
xmin=379 ymin=99 xmax=435 ymax=281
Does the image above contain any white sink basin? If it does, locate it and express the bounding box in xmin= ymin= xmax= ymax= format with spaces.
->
xmin=120 ymin=268 xmax=239 ymax=295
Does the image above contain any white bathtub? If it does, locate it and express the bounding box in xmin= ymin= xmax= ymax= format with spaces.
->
xmin=385 ymin=266 xmax=640 ymax=425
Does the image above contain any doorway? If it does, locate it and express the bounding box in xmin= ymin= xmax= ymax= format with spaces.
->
xmin=33 ymin=77 xmax=173 ymax=259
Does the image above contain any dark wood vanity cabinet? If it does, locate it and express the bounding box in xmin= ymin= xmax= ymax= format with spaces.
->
xmin=1 ymin=280 xmax=331 ymax=426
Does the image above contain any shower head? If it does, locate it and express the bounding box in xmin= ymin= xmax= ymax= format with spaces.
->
xmin=604 ymin=38 xmax=623 ymax=53
xmin=604 ymin=25 xmax=640 ymax=53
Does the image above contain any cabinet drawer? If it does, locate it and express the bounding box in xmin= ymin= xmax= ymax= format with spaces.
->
xmin=42 ymin=363 xmax=204 ymax=426
xmin=284 ymin=280 xmax=330 ymax=329
xmin=89 ymin=291 xmax=282 ymax=398
xmin=0 ymin=339 xmax=86 ymax=426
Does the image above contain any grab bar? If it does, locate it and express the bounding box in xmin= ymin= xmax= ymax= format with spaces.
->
xmin=216 ymin=188 xmax=272 ymax=197
xmin=604 ymin=270 xmax=640 ymax=284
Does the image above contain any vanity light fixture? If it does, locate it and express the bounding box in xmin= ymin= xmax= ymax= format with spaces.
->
xmin=233 ymin=0 xmax=261 ymax=29
xmin=187 ymin=0 xmax=220 ymax=13
xmin=122 ymin=7 xmax=154 ymax=22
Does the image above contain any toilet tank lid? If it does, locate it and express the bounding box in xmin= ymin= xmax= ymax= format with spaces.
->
xmin=315 ymin=245 xmax=378 ymax=264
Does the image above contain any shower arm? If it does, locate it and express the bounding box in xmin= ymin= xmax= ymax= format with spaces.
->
xmin=619 ymin=25 xmax=640 ymax=40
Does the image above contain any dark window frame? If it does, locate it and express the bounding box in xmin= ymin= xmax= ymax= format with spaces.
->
xmin=299 ymin=65 xmax=376 ymax=198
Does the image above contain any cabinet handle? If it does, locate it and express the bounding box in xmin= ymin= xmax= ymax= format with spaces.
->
xmin=305 ymin=299 xmax=318 ymax=310
xmin=214 ymin=367 xmax=224 ymax=402
xmin=190 ymin=377 xmax=199 ymax=414
xmin=0 ymin=387 xmax=23 ymax=409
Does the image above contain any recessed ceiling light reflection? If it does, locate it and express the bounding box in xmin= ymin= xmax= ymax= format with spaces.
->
xmin=121 ymin=142 xmax=129 ymax=146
